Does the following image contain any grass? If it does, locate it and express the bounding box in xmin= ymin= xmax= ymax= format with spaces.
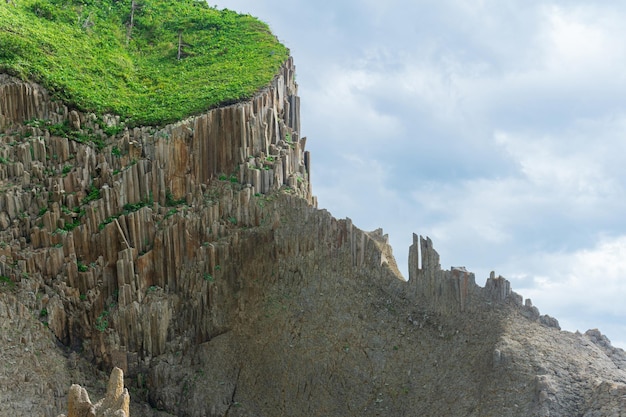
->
xmin=63 ymin=218 xmax=81 ymax=231
xmin=0 ymin=0 xmax=289 ymax=126
xmin=165 ymin=189 xmax=185 ymax=206
xmin=0 ymin=275 xmax=15 ymax=291
xmin=82 ymin=183 xmax=101 ymax=204
xmin=96 ymin=194 xmax=153 ymax=230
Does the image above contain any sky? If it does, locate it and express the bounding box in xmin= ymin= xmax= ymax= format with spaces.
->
xmin=212 ymin=0 xmax=626 ymax=349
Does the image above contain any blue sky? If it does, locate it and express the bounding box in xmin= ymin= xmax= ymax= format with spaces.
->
xmin=213 ymin=1 xmax=626 ymax=349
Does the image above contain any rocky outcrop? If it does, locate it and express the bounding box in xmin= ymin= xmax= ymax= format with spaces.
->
xmin=0 ymin=290 xmax=110 ymax=417
xmin=2 ymin=57 xmax=626 ymax=417
xmin=0 ymin=73 xmax=67 ymax=130
xmin=0 ymin=57 xmax=312 ymax=371
xmin=57 ymin=367 xmax=130 ymax=417
xmin=407 ymin=234 xmax=560 ymax=328
xmin=0 ymin=292 xmax=69 ymax=417
xmin=408 ymin=234 xmax=479 ymax=314
xmin=582 ymin=381 xmax=626 ymax=417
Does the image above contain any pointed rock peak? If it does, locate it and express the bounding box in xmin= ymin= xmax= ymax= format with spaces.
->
xmin=58 ymin=367 xmax=130 ymax=417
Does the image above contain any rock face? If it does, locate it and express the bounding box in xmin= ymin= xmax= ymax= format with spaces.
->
xmin=57 ymin=367 xmax=130 ymax=417
xmin=0 ymin=73 xmax=66 ymax=130
xmin=0 ymin=291 xmax=109 ymax=417
xmin=0 ymin=57 xmax=311 ymax=367
xmin=1 ymin=58 xmax=626 ymax=417
xmin=408 ymin=234 xmax=559 ymax=326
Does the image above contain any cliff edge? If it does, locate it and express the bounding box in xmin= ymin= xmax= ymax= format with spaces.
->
xmin=2 ymin=56 xmax=626 ymax=416
xmin=1 ymin=4 xmax=626 ymax=416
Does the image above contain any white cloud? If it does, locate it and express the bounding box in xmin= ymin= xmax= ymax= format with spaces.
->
xmin=305 ymin=66 xmax=404 ymax=142
xmin=540 ymin=5 xmax=626 ymax=75
xmin=510 ymin=235 xmax=626 ymax=347
xmin=518 ymin=236 xmax=626 ymax=310
xmin=494 ymin=130 xmax=618 ymax=200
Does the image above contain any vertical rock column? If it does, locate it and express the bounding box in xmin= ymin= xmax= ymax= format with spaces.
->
xmin=0 ymin=73 xmax=68 ymax=129
xmin=408 ymin=234 xmax=479 ymax=314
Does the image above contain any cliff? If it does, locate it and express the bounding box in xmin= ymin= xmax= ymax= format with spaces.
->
xmin=1 ymin=57 xmax=626 ymax=416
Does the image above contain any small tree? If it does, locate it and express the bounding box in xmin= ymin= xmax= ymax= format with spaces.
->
xmin=126 ymin=0 xmax=138 ymax=45
xmin=177 ymin=30 xmax=191 ymax=60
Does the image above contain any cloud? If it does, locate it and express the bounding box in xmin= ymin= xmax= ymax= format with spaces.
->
xmin=511 ymin=235 xmax=626 ymax=348
xmin=540 ymin=4 xmax=626 ymax=73
xmin=521 ymin=236 xmax=626 ymax=309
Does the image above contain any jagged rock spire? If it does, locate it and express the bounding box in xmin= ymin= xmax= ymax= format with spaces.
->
xmin=57 ymin=367 xmax=130 ymax=417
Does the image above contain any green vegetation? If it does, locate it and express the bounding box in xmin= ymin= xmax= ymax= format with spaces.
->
xmin=98 ymin=194 xmax=153 ymax=230
xmin=82 ymin=183 xmax=101 ymax=204
xmin=62 ymin=217 xmax=81 ymax=231
xmin=95 ymin=310 xmax=109 ymax=332
xmin=0 ymin=0 xmax=289 ymax=125
xmin=77 ymin=260 xmax=89 ymax=272
xmin=165 ymin=189 xmax=185 ymax=206
xmin=164 ymin=208 xmax=178 ymax=219
xmin=44 ymin=119 xmax=106 ymax=149
xmin=122 ymin=200 xmax=150 ymax=213
xmin=0 ymin=275 xmax=15 ymax=291
xmin=98 ymin=215 xmax=117 ymax=230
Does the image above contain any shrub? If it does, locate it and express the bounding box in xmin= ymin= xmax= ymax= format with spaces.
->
xmin=95 ymin=311 xmax=109 ymax=332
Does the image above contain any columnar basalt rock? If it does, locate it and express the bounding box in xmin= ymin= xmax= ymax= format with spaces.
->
xmin=408 ymin=233 xmax=560 ymax=328
xmin=0 ymin=73 xmax=64 ymax=130
xmin=0 ymin=58 xmax=314 ymax=371
xmin=408 ymin=233 xmax=480 ymax=314
xmin=2 ymin=56 xmax=626 ymax=417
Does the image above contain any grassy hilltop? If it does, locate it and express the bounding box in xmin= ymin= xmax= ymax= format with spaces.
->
xmin=0 ymin=0 xmax=289 ymax=125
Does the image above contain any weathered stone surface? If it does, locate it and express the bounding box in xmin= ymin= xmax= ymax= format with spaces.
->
xmin=0 ymin=73 xmax=62 ymax=129
xmin=0 ymin=58 xmax=312 ymax=367
xmin=582 ymin=381 xmax=626 ymax=417
xmin=57 ymin=367 xmax=130 ymax=417
xmin=65 ymin=385 xmax=95 ymax=417
xmin=0 ymin=292 xmax=96 ymax=417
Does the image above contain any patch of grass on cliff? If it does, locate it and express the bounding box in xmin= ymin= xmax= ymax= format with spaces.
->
xmin=0 ymin=0 xmax=288 ymax=125
xmin=0 ymin=275 xmax=15 ymax=291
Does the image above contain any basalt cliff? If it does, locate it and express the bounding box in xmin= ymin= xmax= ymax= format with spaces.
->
xmin=1 ymin=57 xmax=626 ymax=417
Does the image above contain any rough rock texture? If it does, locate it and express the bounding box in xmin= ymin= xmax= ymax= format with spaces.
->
xmin=0 ymin=57 xmax=311 ymax=368
xmin=0 ymin=292 xmax=107 ymax=416
xmin=1 ymin=58 xmax=626 ymax=417
xmin=57 ymin=367 xmax=130 ymax=417
xmin=0 ymin=73 xmax=67 ymax=130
